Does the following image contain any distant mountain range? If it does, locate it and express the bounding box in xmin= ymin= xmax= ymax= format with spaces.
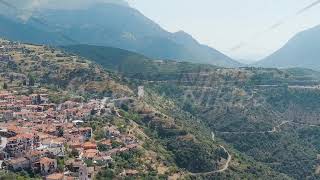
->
xmin=0 ymin=2 xmax=241 ymax=67
xmin=256 ymin=25 xmax=320 ymax=70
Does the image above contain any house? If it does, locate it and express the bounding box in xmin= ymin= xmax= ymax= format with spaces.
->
xmin=82 ymin=149 xmax=99 ymax=160
xmin=27 ymin=150 xmax=47 ymax=164
xmin=68 ymin=142 xmax=82 ymax=149
xmin=5 ymin=157 xmax=30 ymax=171
xmin=65 ymin=159 xmax=89 ymax=179
xmin=4 ymin=96 xmax=15 ymax=103
xmin=5 ymin=133 xmax=40 ymax=157
xmin=78 ymin=163 xmax=89 ymax=180
xmin=26 ymin=105 xmax=44 ymax=112
xmin=0 ymin=110 xmax=13 ymax=121
xmin=40 ymin=157 xmax=57 ymax=175
xmin=99 ymin=139 xmax=112 ymax=149
xmin=83 ymin=142 xmax=97 ymax=150
xmin=0 ymin=55 xmax=11 ymax=62
xmin=105 ymin=125 xmax=120 ymax=139
xmin=78 ymin=127 xmax=92 ymax=140
xmin=0 ymin=91 xmax=11 ymax=100
xmin=46 ymin=173 xmax=64 ymax=180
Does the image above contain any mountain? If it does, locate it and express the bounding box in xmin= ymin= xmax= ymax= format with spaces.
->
xmin=0 ymin=3 xmax=240 ymax=67
xmin=0 ymin=15 xmax=68 ymax=44
xmin=1 ymin=39 xmax=291 ymax=179
xmin=256 ymin=25 xmax=320 ymax=69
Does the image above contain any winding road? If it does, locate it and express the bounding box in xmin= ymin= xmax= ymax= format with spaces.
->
xmin=189 ymin=131 xmax=232 ymax=176
xmin=214 ymin=145 xmax=232 ymax=173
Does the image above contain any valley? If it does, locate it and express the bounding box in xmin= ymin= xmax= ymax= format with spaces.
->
xmin=0 ymin=1 xmax=319 ymax=179
xmin=67 ymin=47 xmax=320 ymax=179
xmin=0 ymin=39 xmax=291 ymax=179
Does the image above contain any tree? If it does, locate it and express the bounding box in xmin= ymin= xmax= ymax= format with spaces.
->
xmin=57 ymin=158 xmax=65 ymax=172
xmin=3 ymin=82 xmax=8 ymax=89
xmin=94 ymin=128 xmax=105 ymax=140
xmin=28 ymin=75 xmax=35 ymax=86
xmin=98 ymin=143 xmax=109 ymax=152
xmin=96 ymin=169 xmax=115 ymax=180
xmin=70 ymin=148 xmax=79 ymax=158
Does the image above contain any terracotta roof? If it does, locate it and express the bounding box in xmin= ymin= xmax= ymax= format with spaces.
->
xmin=29 ymin=150 xmax=44 ymax=156
xmin=65 ymin=176 xmax=75 ymax=180
xmin=100 ymin=139 xmax=112 ymax=146
xmin=126 ymin=169 xmax=139 ymax=175
xmin=83 ymin=142 xmax=97 ymax=149
xmin=85 ymin=149 xmax=99 ymax=153
xmin=40 ymin=157 xmax=55 ymax=165
xmin=83 ymin=152 xmax=97 ymax=159
xmin=8 ymin=133 xmax=34 ymax=141
xmin=8 ymin=157 xmax=28 ymax=164
xmin=46 ymin=173 xmax=64 ymax=180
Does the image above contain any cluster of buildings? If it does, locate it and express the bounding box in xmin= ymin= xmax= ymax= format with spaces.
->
xmin=0 ymin=40 xmax=22 ymax=62
xmin=0 ymin=90 xmax=139 ymax=179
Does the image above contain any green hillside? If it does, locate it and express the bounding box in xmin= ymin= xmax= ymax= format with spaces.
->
xmin=63 ymin=44 xmax=320 ymax=179
xmin=0 ymin=39 xmax=288 ymax=179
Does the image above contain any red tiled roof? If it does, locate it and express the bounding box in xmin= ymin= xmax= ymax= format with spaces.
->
xmin=83 ymin=142 xmax=97 ymax=149
xmin=46 ymin=173 xmax=64 ymax=180
xmin=40 ymin=157 xmax=55 ymax=165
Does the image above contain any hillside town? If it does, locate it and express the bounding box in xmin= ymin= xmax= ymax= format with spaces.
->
xmin=0 ymin=90 xmax=139 ymax=180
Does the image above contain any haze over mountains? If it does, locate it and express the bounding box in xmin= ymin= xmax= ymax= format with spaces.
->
xmin=256 ymin=25 xmax=320 ymax=70
xmin=0 ymin=1 xmax=240 ymax=67
xmin=1 ymin=0 xmax=320 ymax=69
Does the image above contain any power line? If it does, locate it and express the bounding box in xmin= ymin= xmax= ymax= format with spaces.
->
xmin=231 ymin=0 xmax=320 ymax=52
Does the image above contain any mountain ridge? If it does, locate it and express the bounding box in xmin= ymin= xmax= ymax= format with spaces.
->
xmin=0 ymin=2 xmax=241 ymax=67
xmin=256 ymin=25 xmax=320 ymax=69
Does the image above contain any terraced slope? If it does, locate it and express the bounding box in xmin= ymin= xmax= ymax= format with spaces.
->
xmin=0 ymin=39 xmax=288 ymax=179
xmin=67 ymin=46 xmax=320 ymax=179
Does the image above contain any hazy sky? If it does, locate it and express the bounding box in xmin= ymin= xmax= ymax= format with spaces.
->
xmin=1 ymin=0 xmax=319 ymax=61
xmin=128 ymin=0 xmax=320 ymax=61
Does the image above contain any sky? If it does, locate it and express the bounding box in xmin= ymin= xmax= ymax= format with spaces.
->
xmin=1 ymin=0 xmax=319 ymax=62
xmin=128 ymin=0 xmax=320 ymax=62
